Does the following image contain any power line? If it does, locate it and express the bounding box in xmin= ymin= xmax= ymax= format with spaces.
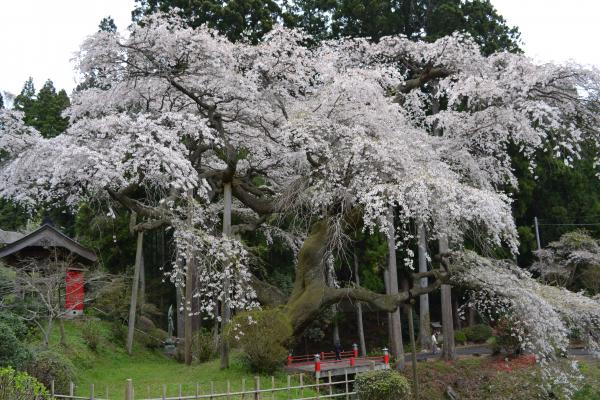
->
xmin=537 ymin=223 xmax=600 ymax=226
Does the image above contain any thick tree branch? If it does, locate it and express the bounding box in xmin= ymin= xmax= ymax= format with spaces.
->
xmin=395 ymin=65 xmax=452 ymax=97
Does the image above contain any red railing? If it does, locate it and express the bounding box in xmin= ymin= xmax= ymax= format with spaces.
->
xmin=286 ymin=345 xmax=390 ymax=373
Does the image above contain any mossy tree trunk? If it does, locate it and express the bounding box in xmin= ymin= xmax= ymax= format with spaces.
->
xmin=282 ymin=217 xmax=447 ymax=338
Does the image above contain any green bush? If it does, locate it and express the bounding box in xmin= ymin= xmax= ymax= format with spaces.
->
xmin=193 ymin=329 xmax=216 ymax=362
xmin=226 ymin=308 xmax=292 ymax=373
xmin=355 ymin=370 xmax=411 ymax=400
xmin=0 ymin=367 xmax=49 ymax=400
xmin=26 ymin=351 xmax=75 ymax=394
xmin=454 ymin=330 xmax=467 ymax=345
xmin=109 ymin=320 xmax=127 ymax=345
xmin=487 ymin=336 xmax=500 ymax=355
xmin=0 ymin=311 xmax=28 ymax=337
xmin=81 ymin=320 xmax=101 ymax=351
xmin=138 ymin=328 xmax=168 ymax=350
xmin=494 ymin=317 xmax=521 ymax=355
xmin=0 ymin=321 xmax=31 ymax=369
xmin=464 ymin=324 xmax=493 ymax=343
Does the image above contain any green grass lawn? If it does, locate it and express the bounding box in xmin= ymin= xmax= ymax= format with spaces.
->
xmin=35 ymin=319 xmax=600 ymax=400
xmin=39 ymin=319 xmax=317 ymax=399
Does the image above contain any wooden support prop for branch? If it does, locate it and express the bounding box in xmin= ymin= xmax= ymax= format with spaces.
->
xmin=126 ymin=231 xmax=144 ymax=355
xmin=408 ymin=302 xmax=420 ymax=398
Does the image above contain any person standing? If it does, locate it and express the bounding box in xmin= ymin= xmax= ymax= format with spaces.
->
xmin=431 ymin=331 xmax=439 ymax=355
xmin=334 ymin=341 xmax=342 ymax=360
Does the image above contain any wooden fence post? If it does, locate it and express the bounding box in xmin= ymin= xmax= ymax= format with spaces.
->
xmin=179 ymin=383 xmax=183 ymax=398
xmin=344 ymin=369 xmax=349 ymax=400
xmin=316 ymin=374 xmax=320 ymax=399
xmin=125 ymin=379 xmax=133 ymax=400
xmin=328 ymin=371 xmax=333 ymax=396
xmin=271 ymin=376 xmax=275 ymax=400
xmin=286 ymin=375 xmax=291 ymax=400
xmin=69 ymin=381 xmax=74 ymax=400
xmin=51 ymin=380 xmax=55 ymax=397
xmin=242 ymin=378 xmax=246 ymax=400
xmin=162 ymin=384 xmax=167 ymax=399
xmin=90 ymin=383 xmax=95 ymax=400
xmin=254 ymin=376 xmax=260 ymax=400
xmin=300 ymin=374 xmax=304 ymax=398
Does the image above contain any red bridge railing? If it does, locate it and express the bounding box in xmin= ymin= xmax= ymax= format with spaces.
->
xmin=286 ymin=344 xmax=390 ymax=373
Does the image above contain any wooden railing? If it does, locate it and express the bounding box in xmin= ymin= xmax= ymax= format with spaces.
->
xmin=50 ymin=371 xmax=357 ymax=400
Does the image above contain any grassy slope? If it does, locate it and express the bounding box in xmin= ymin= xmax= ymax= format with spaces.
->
xmin=39 ymin=320 xmax=600 ymax=400
xmin=40 ymin=319 xmax=314 ymax=400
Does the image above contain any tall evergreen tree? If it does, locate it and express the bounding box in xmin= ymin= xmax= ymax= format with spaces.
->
xmin=13 ymin=79 xmax=70 ymax=138
xmin=99 ymin=16 xmax=118 ymax=33
xmin=133 ymin=0 xmax=285 ymax=43
xmin=13 ymin=77 xmax=36 ymax=122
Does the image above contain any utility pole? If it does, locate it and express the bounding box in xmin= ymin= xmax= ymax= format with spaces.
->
xmin=534 ymin=216 xmax=542 ymax=251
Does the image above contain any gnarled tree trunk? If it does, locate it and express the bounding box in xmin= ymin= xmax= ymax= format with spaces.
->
xmin=282 ymin=216 xmax=446 ymax=345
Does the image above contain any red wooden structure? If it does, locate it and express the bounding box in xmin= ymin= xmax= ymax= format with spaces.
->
xmin=285 ymin=343 xmax=390 ymax=377
xmin=65 ymin=268 xmax=85 ymax=317
xmin=0 ymin=223 xmax=97 ymax=318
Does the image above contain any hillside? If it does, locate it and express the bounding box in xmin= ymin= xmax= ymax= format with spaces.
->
xmin=36 ymin=319 xmax=600 ymax=400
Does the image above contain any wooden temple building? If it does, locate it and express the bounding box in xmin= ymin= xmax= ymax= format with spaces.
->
xmin=0 ymin=223 xmax=97 ymax=317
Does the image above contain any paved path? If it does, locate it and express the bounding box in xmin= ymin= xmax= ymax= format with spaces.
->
xmin=409 ymin=345 xmax=597 ymax=362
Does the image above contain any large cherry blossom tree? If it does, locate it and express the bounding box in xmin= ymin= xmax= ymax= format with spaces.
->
xmin=1 ymin=12 xmax=600 ymax=389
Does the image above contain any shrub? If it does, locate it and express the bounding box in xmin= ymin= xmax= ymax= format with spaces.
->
xmin=494 ymin=317 xmax=521 ymax=355
xmin=138 ymin=328 xmax=168 ymax=350
xmin=0 ymin=311 xmax=28 ymax=337
xmin=193 ymin=329 xmax=216 ymax=362
xmin=454 ymin=330 xmax=467 ymax=345
xmin=226 ymin=308 xmax=292 ymax=373
xmin=109 ymin=320 xmax=127 ymax=345
xmin=355 ymin=370 xmax=411 ymax=400
xmin=91 ymin=278 xmax=130 ymax=321
xmin=0 ymin=367 xmax=49 ymax=400
xmin=0 ymin=321 xmax=31 ymax=369
xmin=464 ymin=324 xmax=493 ymax=343
xmin=81 ymin=320 xmax=102 ymax=351
xmin=26 ymin=351 xmax=75 ymax=394
xmin=487 ymin=336 xmax=500 ymax=355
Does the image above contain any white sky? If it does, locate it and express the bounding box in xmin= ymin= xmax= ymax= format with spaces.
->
xmin=0 ymin=0 xmax=135 ymax=98
xmin=0 ymin=0 xmax=598 ymax=98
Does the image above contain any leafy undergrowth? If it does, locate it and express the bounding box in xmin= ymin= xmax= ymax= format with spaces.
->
xmin=32 ymin=319 xmax=314 ymax=400
xmin=402 ymin=356 xmax=600 ymax=400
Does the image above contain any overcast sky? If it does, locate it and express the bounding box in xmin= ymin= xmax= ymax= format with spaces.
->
xmin=0 ymin=0 xmax=598 ymax=99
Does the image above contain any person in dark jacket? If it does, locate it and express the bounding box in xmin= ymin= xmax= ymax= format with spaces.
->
xmin=334 ymin=341 xmax=342 ymax=360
